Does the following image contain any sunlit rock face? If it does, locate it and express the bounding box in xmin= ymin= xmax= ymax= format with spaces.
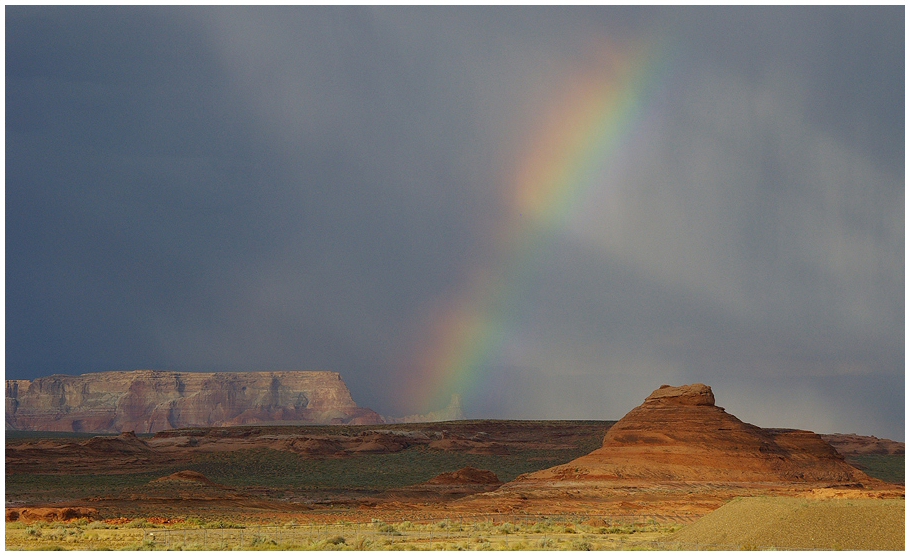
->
xmin=6 ymin=370 xmax=382 ymax=433
xmin=526 ymin=383 xmax=871 ymax=483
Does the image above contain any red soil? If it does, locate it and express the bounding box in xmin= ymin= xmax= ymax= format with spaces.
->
xmin=426 ymin=467 xmax=502 ymax=485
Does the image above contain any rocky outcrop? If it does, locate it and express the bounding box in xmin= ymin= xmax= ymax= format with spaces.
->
xmin=524 ymin=383 xmax=873 ymax=483
xmin=6 ymin=507 xmax=99 ymax=523
xmin=6 ymin=370 xmax=382 ymax=433
xmin=821 ymin=433 xmax=905 ymax=457
xmin=426 ymin=467 xmax=502 ymax=485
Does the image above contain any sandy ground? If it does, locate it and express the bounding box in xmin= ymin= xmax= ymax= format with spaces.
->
xmin=668 ymin=496 xmax=905 ymax=550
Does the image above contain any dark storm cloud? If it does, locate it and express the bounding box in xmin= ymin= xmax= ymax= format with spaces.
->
xmin=6 ymin=7 xmax=903 ymax=439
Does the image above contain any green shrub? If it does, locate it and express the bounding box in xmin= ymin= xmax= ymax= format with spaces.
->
xmin=125 ymin=518 xmax=149 ymax=529
xmin=250 ymin=535 xmax=276 ymax=547
xmin=571 ymin=539 xmax=593 ymax=550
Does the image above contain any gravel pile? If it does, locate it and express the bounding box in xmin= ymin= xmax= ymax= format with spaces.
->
xmin=668 ymin=496 xmax=904 ymax=550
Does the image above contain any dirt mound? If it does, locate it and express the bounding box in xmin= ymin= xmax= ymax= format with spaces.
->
xmin=426 ymin=467 xmax=502 ymax=485
xmin=377 ymin=467 xmax=503 ymax=503
xmin=286 ymin=437 xmax=344 ymax=456
xmin=525 ymin=383 xmax=874 ymax=483
xmin=668 ymin=496 xmax=904 ymax=550
xmin=345 ymin=433 xmax=410 ymax=454
xmin=152 ymin=470 xmax=218 ymax=485
xmin=6 ymin=507 xmax=99 ymax=522
xmin=82 ymin=431 xmax=153 ymax=454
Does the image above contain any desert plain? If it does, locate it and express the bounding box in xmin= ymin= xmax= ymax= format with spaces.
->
xmin=6 ymin=382 xmax=905 ymax=550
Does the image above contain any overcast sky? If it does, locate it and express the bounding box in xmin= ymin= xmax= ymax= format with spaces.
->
xmin=6 ymin=7 xmax=904 ymax=440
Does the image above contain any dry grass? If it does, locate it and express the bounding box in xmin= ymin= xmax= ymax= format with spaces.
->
xmin=5 ymin=516 xmax=679 ymax=550
xmin=8 ymin=499 xmax=903 ymax=550
xmin=668 ymin=496 xmax=905 ymax=550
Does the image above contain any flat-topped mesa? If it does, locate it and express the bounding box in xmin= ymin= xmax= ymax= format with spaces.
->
xmin=6 ymin=370 xmax=382 ymax=433
xmin=527 ymin=383 xmax=874 ymax=484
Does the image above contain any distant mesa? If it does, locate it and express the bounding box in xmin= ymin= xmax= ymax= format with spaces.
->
xmin=521 ymin=383 xmax=874 ymax=484
xmin=384 ymin=394 xmax=466 ymax=424
xmin=6 ymin=370 xmax=383 ymax=434
xmin=82 ymin=430 xmax=154 ymax=454
xmin=821 ymin=433 xmax=905 ymax=457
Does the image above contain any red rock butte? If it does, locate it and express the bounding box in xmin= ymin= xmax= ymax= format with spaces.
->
xmin=523 ymin=383 xmax=872 ymax=484
xmin=6 ymin=370 xmax=382 ymax=433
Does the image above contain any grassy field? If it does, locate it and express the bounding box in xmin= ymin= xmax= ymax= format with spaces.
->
xmin=846 ymin=454 xmax=905 ymax=484
xmin=189 ymin=444 xmax=596 ymax=490
xmin=5 ymin=514 xmax=679 ymax=551
xmin=5 ymin=444 xmax=601 ymax=508
xmin=5 ymin=421 xmax=608 ymax=510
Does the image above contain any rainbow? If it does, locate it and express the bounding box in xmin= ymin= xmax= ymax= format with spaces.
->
xmin=407 ymin=38 xmax=673 ymax=412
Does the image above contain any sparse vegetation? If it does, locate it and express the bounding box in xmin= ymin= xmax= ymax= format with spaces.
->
xmin=846 ymin=454 xmax=905 ymax=484
xmin=5 ymin=423 xmax=903 ymax=550
xmin=6 ymin=421 xmax=607 ymax=512
xmin=4 ymin=516 xmax=686 ymax=550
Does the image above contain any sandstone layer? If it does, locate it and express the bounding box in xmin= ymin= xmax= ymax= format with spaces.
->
xmin=6 ymin=370 xmax=382 ymax=433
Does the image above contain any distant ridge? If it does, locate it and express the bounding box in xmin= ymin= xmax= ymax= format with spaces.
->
xmin=6 ymin=370 xmax=382 ymax=433
xmin=384 ymin=394 xmax=465 ymax=424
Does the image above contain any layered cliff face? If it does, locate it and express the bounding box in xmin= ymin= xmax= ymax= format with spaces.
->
xmin=525 ymin=383 xmax=872 ymax=483
xmin=6 ymin=370 xmax=382 ymax=433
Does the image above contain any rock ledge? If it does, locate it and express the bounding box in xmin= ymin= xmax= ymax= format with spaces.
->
xmin=644 ymin=383 xmax=716 ymax=406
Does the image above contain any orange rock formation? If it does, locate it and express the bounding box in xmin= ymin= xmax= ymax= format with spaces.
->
xmin=527 ymin=383 xmax=871 ymax=483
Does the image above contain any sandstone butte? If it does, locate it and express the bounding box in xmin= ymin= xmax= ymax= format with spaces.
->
xmin=6 ymin=370 xmax=383 ymax=433
xmin=521 ymin=383 xmax=873 ymax=484
xmin=450 ymin=383 xmax=897 ymax=518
